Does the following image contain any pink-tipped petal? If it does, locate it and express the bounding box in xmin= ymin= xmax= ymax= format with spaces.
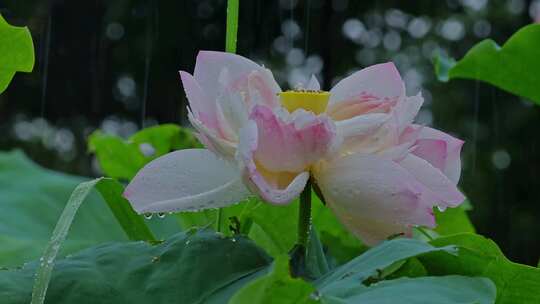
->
xmin=313 ymin=153 xmax=441 ymax=245
xmin=329 ymin=62 xmax=405 ymax=107
xmin=194 ymin=51 xmax=281 ymax=106
xmin=179 ymin=71 xmax=217 ymax=129
xmin=338 ymin=120 xmax=401 ymax=156
xmin=188 ymin=109 xmax=237 ymax=160
xmin=326 ymin=98 xmax=397 ymax=121
xmin=237 ymin=106 xmax=337 ymax=204
xmin=249 ymin=105 xmax=337 ymax=172
xmin=124 ymin=149 xmax=250 ymax=213
xmin=182 ymin=51 xmax=282 ymax=155
xmin=336 ymin=113 xmax=389 ymax=139
xmin=393 ymin=93 xmax=424 ymax=133
xmin=413 ymin=126 xmax=464 ymax=184
xmin=246 ymin=70 xmax=281 ymax=108
xmin=398 ymin=154 xmax=465 ymax=208
xmin=412 ymin=139 xmax=447 ymax=171
xmin=237 ymin=120 xmax=310 ymax=204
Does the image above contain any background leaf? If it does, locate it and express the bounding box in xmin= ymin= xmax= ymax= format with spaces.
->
xmin=0 ymin=230 xmax=271 ymax=304
xmin=31 ymin=177 xmax=158 ymax=304
xmin=0 ymin=150 xmax=176 ymax=268
xmin=333 ymin=276 xmax=495 ymax=304
xmin=229 ymin=255 xmax=317 ymax=304
xmin=316 ymin=238 xmax=456 ymax=290
xmin=88 ymin=124 xmax=200 ymax=180
xmin=95 ymin=179 xmax=156 ymax=242
xmin=420 ymin=233 xmax=540 ymax=304
xmin=434 ymin=24 xmax=540 ymax=104
xmin=311 ymin=194 xmax=365 ymax=264
xmin=31 ymin=178 xmax=103 ymax=304
xmin=0 ymin=14 xmax=34 ymax=93
xmin=242 ymin=200 xmax=298 ymax=257
xmin=434 ymin=201 xmax=475 ymax=235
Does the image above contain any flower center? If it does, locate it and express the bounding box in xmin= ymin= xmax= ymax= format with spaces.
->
xmin=279 ymin=90 xmax=330 ymax=115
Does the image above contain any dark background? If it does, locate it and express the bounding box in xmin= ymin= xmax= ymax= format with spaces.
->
xmin=1 ymin=0 xmax=539 ymax=265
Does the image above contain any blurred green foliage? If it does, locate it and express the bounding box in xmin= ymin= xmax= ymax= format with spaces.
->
xmin=0 ymin=150 xmax=126 ymax=268
xmin=1 ymin=229 xmax=272 ymax=304
xmin=434 ymin=24 xmax=540 ymax=104
xmin=421 ymin=233 xmax=540 ymax=304
xmin=0 ymin=150 xmax=178 ymax=268
xmin=0 ymin=14 xmax=34 ymax=93
xmin=0 ymin=0 xmax=538 ymax=264
xmin=88 ymin=124 xmax=200 ymax=180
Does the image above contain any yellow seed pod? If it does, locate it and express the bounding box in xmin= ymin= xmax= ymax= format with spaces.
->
xmin=279 ymin=90 xmax=330 ymax=115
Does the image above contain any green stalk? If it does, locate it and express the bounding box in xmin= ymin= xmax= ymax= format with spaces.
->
xmin=217 ymin=0 xmax=239 ymax=232
xmin=225 ymin=0 xmax=239 ymax=53
xmin=297 ymin=179 xmax=312 ymax=248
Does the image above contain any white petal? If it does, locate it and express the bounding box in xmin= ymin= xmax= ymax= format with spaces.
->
xmin=413 ymin=126 xmax=464 ymax=184
xmin=398 ymin=154 xmax=464 ymax=207
xmin=313 ymin=153 xmax=438 ymax=245
xmin=124 ymin=149 xmax=250 ymax=213
xmin=236 ymin=118 xmax=311 ymax=204
xmin=329 ymin=62 xmax=405 ymax=106
xmin=188 ymin=110 xmax=237 ymax=160
xmin=307 ymin=74 xmax=321 ymax=91
xmin=393 ymin=93 xmax=424 ymax=132
xmin=194 ymin=51 xmax=281 ymax=101
xmin=336 ymin=113 xmax=389 ymax=139
xmin=179 ymin=71 xmax=215 ymax=123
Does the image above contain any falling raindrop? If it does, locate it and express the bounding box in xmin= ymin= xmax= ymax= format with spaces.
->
xmin=40 ymin=14 xmax=52 ymax=119
xmin=309 ymin=291 xmax=321 ymax=301
xmin=139 ymin=143 xmax=156 ymax=157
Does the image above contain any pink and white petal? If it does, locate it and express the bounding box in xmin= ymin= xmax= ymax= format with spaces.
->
xmin=313 ymin=153 xmax=439 ymax=245
xmin=338 ymin=120 xmax=401 ymax=156
xmin=194 ymin=51 xmax=281 ymax=104
xmin=246 ymin=70 xmax=282 ymax=108
xmin=378 ymin=142 xmax=415 ymax=162
xmin=330 ymin=208 xmax=415 ymax=246
xmin=249 ymin=105 xmax=337 ymax=173
xmin=124 ymin=149 xmax=250 ymax=214
xmin=179 ymin=71 xmax=217 ymax=129
xmin=326 ymin=98 xmax=396 ymax=121
xmin=336 ymin=113 xmax=389 ymax=139
xmin=413 ymin=126 xmax=464 ymax=184
xmin=397 ymin=154 xmax=465 ymax=208
xmin=329 ymin=62 xmax=405 ymax=106
xmin=215 ymin=101 xmax=240 ymax=142
xmin=237 ymin=120 xmax=309 ymax=204
xmin=307 ymin=75 xmax=321 ymax=91
xmin=412 ymin=139 xmax=447 ymax=171
xmin=215 ymin=90 xmax=249 ymax=139
xmin=189 ymin=110 xmax=237 ymax=160
xmin=242 ymin=167 xmax=310 ymax=205
xmin=392 ymin=93 xmax=424 ymax=133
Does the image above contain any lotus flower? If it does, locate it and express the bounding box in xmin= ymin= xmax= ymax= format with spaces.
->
xmin=124 ymin=51 xmax=465 ymax=245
